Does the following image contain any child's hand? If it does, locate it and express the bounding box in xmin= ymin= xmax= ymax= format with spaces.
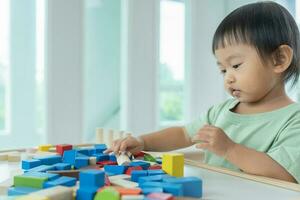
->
xmin=105 ymin=136 xmax=145 ymax=155
xmin=192 ymin=124 xmax=236 ymax=157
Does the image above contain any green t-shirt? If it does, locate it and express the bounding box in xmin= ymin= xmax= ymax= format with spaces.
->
xmin=184 ymin=98 xmax=300 ymax=183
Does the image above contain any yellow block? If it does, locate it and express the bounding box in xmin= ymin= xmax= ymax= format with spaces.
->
xmin=38 ymin=144 xmax=53 ymax=152
xmin=162 ymin=153 xmax=184 ymax=177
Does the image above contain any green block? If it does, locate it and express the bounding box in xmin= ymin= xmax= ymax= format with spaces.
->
xmin=144 ymin=154 xmax=156 ymax=162
xmin=14 ymin=175 xmax=48 ymax=189
xmin=94 ymin=187 xmax=120 ymax=200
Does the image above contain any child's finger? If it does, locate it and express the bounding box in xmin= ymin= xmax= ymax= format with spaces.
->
xmin=195 ymin=142 xmax=210 ymax=149
xmin=112 ymin=139 xmax=124 ymax=155
xmin=103 ymin=148 xmax=112 ymax=154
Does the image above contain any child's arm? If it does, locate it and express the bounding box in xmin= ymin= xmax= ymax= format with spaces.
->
xmin=193 ymin=124 xmax=296 ymax=182
xmin=225 ymin=144 xmax=296 ymax=182
xmin=107 ymin=127 xmax=193 ymax=154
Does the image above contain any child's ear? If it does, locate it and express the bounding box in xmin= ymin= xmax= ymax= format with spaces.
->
xmin=272 ymin=45 xmax=293 ymax=73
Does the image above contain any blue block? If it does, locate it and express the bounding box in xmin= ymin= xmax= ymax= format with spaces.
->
xmin=93 ymin=154 xmax=109 ymax=162
xmin=22 ymin=159 xmax=42 ymax=170
xmin=163 ymin=176 xmax=202 ymax=198
xmin=142 ymin=187 xmax=163 ymax=195
xmin=131 ymin=170 xmax=148 ymax=182
xmin=8 ymin=187 xmax=40 ymax=196
xmin=139 ymin=181 xmax=183 ymax=196
xmin=76 ymin=188 xmax=96 ymax=200
xmin=104 ymin=165 xmax=128 ymax=175
xmin=109 ymin=154 xmax=117 ymax=162
xmin=77 ymin=149 xmax=90 ymax=156
xmin=23 ymin=172 xmax=59 ymax=181
xmin=74 ymin=157 xmax=89 ymax=169
xmin=43 ymin=176 xmax=76 ymax=188
xmin=130 ymin=161 xmax=150 ymax=170
xmin=53 ymin=163 xmax=71 ymax=170
xmin=27 ymin=165 xmax=56 ymax=172
xmin=147 ymin=169 xmax=165 ymax=176
xmin=63 ymin=150 xmax=77 ymax=165
xmin=79 ymin=170 xmax=105 ymax=189
xmin=138 ymin=174 xmax=171 ymax=185
xmin=94 ymin=144 xmax=107 ymax=153
xmin=36 ymin=155 xmax=62 ymax=165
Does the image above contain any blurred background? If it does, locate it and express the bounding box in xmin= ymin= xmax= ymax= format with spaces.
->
xmin=0 ymin=0 xmax=299 ymax=149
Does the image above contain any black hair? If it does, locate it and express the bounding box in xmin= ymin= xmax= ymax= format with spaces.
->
xmin=212 ymin=1 xmax=300 ymax=87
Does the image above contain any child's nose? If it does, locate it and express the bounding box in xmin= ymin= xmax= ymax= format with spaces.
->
xmin=225 ymin=74 xmax=235 ymax=84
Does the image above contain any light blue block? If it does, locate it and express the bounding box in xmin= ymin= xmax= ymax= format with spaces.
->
xmin=142 ymin=187 xmax=163 ymax=195
xmin=147 ymin=169 xmax=165 ymax=176
xmin=76 ymin=188 xmax=96 ymax=200
xmin=35 ymin=155 xmax=62 ymax=165
xmin=79 ymin=170 xmax=105 ymax=189
xmin=22 ymin=159 xmax=42 ymax=170
xmin=27 ymin=165 xmax=56 ymax=173
xmin=43 ymin=176 xmax=76 ymax=188
xmin=74 ymin=157 xmax=89 ymax=169
xmin=8 ymin=187 xmax=40 ymax=196
xmin=63 ymin=150 xmax=77 ymax=165
xmin=94 ymin=144 xmax=107 ymax=153
xmin=23 ymin=172 xmax=59 ymax=181
xmin=53 ymin=163 xmax=71 ymax=170
xmin=138 ymin=174 xmax=171 ymax=185
xmin=163 ymin=176 xmax=202 ymax=198
xmin=93 ymin=154 xmax=109 ymax=162
xmin=131 ymin=170 xmax=148 ymax=182
xmin=104 ymin=165 xmax=128 ymax=175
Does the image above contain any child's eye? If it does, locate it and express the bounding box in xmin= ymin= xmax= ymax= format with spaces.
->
xmin=232 ymin=63 xmax=242 ymax=69
xmin=220 ymin=69 xmax=226 ymax=74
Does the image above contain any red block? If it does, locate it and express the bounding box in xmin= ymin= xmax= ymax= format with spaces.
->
xmin=149 ymin=165 xmax=162 ymax=170
xmin=147 ymin=193 xmax=174 ymax=200
xmin=56 ymin=144 xmax=73 ymax=155
xmin=133 ymin=151 xmax=145 ymax=158
xmin=125 ymin=166 xmax=143 ymax=175
xmin=97 ymin=160 xmax=117 ymax=167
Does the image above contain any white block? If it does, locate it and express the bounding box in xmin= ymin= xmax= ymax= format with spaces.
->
xmin=109 ymin=174 xmax=131 ymax=181
xmin=110 ymin=178 xmax=138 ymax=188
xmin=108 ymin=129 xmax=114 ymax=147
xmin=96 ymin=128 xmax=104 ymax=143
xmin=122 ymin=195 xmax=144 ymax=200
xmin=89 ymin=157 xmax=97 ymax=165
xmin=7 ymin=152 xmax=21 ymax=162
xmin=116 ymin=152 xmax=131 ymax=166
xmin=29 ymin=185 xmax=73 ymax=200
xmin=0 ymin=153 xmax=8 ymax=161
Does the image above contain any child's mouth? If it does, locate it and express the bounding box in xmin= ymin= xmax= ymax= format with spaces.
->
xmin=232 ymin=89 xmax=241 ymax=97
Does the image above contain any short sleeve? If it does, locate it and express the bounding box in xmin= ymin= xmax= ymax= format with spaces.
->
xmin=267 ymin=119 xmax=300 ymax=183
xmin=184 ymin=106 xmax=216 ymax=138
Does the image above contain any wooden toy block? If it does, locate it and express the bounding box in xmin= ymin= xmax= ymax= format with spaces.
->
xmin=94 ymin=144 xmax=107 ymax=153
xmin=133 ymin=151 xmax=145 ymax=158
xmin=138 ymin=175 xmax=171 ymax=185
xmin=14 ymin=194 xmax=49 ymax=200
xmin=142 ymin=187 xmax=163 ymax=195
xmin=89 ymin=156 xmax=97 ymax=165
xmin=114 ymin=187 xmax=142 ymax=195
xmin=97 ymin=160 xmax=117 ymax=167
xmin=129 ymin=161 xmax=150 ymax=170
xmin=130 ymin=170 xmax=148 ymax=182
xmin=162 ymin=153 xmax=184 ymax=177
xmin=56 ymin=144 xmax=72 ymax=155
xmin=108 ymin=129 xmax=114 ymax=147
xmin=7 ymin=152 xmax=21 ymax=162
xmin=163 ymin=176 xmax=202 ymax=198
xmin=76 ymin=188 xmax=96 ymax=200
xmin=14 ymin=175 xmax=48 ymax=189
xmin=74 ymin=157 xmax=89 ymax=169
xmin=110 ymin=178 xmax=138 ymax=188
xmin=43 ymin=176 xmax=77 ymax=188
xmin=144 ymin=154 xmax=156 ymax=162
xmin=109 ymin=174 xmax=131 ymax=181
xmin=7 ymin=186 xmax=40 ymax=196
xmin=147 ymin=192 xmax=174 ymax=200
xmin=62 ymin=150 xmax=77 ymax=165
xmin=79 ymin=170 xmax=105 ymax=189
xmin=22 ymin=172 xmax=60 ymax=181
xmin=0 ymin=153 xmax=8 ymax=161
xmin=53 ymin=163 xmax=72 ymax=170
xmin=140 ymin=181 xmax=183 ymax=196
xmin=94 ymin=187 xmax=120 ymax=200
xmin=121 ymin=195 xmax=144 ymax=200
xmin=38 ymin=144 xmax=53 ymax=152
xmin=35 ymin=155 xmax=62 ymax=165
xmin=27 ymin=186 xmax=73 ymax=200
xmin=96 ymin=128 xmax=104 ymax=143
xmin=125 ymin=166 xmax=143 ymax=175
xmin=22 ymin=159 xmax=42 ymax=170
xmin=109 ymin=154 xmax=117 ymax=161
xmin=147 ymin=169 xmax=165 ymax=176
xmin=94 ymin=154 xmax=110 ymax=162
xmin=48 ymin=169 xmax=80 ymax=179
xmin=27 ymin=165 xmax=56 ymax=173
xmin=104 ymin=165 xmax=128 ymax=175
xmin=149 ymin=165 xmax=162 ymax=170
xmin=116 ymin=152 xmax=131 ymax=165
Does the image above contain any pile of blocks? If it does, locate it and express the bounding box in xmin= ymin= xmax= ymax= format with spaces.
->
xmin=2 ymin=143 xmax=203 ymax=200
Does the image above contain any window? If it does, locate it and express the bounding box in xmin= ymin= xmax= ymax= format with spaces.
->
xmin=159 ymin=0 xmax=185 ymax=126
xmin=0 ymin=0 xmax=10 ymax=133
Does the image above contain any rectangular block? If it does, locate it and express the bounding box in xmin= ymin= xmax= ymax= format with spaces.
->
xmin=79 ymin=170 xmax=105 ymax=189
xmin=104 ymin=165 xmax=128 ymax=175
xmin=162 ymin=153 xmax=184 ymax=177
xmin=38 ymin=144 xmax=53 ymax=152
xmin=62 ymin=150 xmax=77 ymax=165
xmin=23 ymin=172 xmax=60 ymax=181
xmin=35 ymin=155 xmax=62 ymax=165
xmin=22 ymin=159 xmax=42 ymax=170
xmin=74 ymin=157 xmax=89 ymax=169
xmin=129 ymin=161 xmax=150 ymax=170
xmin=131 ymin=170 xmax=148 ymax=182
xmin=14 ymin=175 xmax=48 ymax=189
xmin=43 ymin=176 xmax=76 ymax=188
xmin=8 ymin=186 xmax=40 ymax=196
xmin=56 ymin=144 xmax=72 ymax=155
xmin=53 ymin=163 xmax=71 ymax=170
xmin=29 ymin=186 xmax=73 ymax=200
xmin=27 ymin=165 xmax=56 ymax=173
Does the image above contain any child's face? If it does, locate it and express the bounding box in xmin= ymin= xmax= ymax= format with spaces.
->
xmin=215 ymin=43 xmax=280 ymax=103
